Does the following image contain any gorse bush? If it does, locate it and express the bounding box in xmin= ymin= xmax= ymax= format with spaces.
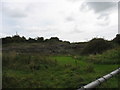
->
xmin=81 ymin=38 xmax=113 ymax=55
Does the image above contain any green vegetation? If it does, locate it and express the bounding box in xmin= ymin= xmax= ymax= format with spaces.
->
xmin=86 ymin=47 xmax=120 ymax=64
xmin=113 ymin=34 xmax=120 ymax=45
xmin=2 ymin=47 xmax=120 ymax=88
xmin=2 ymin=34 xmax=120 ymax=88
xmin=81 ymin=38 xmax=113 ymax=55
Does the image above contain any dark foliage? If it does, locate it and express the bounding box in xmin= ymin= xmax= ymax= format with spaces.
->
xmin=2 ymin=36 xmax=12 ymax=44
xmin=2 ymin=35 xmax=64 ymax=44
xmin=36 ymin=37 xmax=44 ymax=42
xmin=81 ymin=38 xmax=113 ymax=55
xmin=2 ymin=35 xmax=27 ymax=44
xmin=28 ymin=38 xmax=36 ymax=43
xmin=50 ymin=37 xmax=59 ymax=41
xmin=113 ymin=34 xmax=120 ymax=45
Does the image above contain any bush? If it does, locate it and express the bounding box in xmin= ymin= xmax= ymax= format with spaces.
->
xmin=81 ymin=38 xmax=113 ymax=55
xmin=113 ymin=34 xmax=120 ymax=45
xmin=87 ymin=47 xmax=120 ymax=64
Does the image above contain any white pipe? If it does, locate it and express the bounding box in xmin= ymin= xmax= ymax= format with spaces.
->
xmin=78 ymin=68 xmax=120 ymax=90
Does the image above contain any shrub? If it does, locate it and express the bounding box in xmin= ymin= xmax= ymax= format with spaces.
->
xmin=87 ymin=47 xmax=120 ymax=64
xmin=81 ymin=38 xmax=113 ymax=55
xmin=113 ymin=34 xmax=120 ymax=45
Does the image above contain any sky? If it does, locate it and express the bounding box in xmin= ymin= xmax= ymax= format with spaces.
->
xmin=0 ymin=0 xmax=119 ymax=42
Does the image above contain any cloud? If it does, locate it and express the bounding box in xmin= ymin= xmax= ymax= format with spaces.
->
xmin=65 ymin=16 xmax=75 ymax=22
xmin=7 ymin=10 xmax=27 ymax=18
xmin=2 ymin=3 xmax=29 ymax=18
xmin=80 ymin=2 xmax=117 ymax=27
xmin=97 ymin=13 xmax=109 ymax=20
xmin=69 ymin=25 xmax=84 ymax=34
xmin=80 ymin=2 xmax=117 ymax=14
xmin=1 ymin=1 xmax=118 ymax=42
xmin=86 ymin=2 xmax=117 ymax=13
xmin=96 ymin=13 xmax=110 ymax=26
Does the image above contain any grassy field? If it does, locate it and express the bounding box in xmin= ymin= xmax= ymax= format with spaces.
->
xmin=2 ymin=47 xmax=120 ymax=88
xmin=52 ymin=56 xmax=119 ymax=87
xmin=2 ymin=48 xmax=120 ymax=88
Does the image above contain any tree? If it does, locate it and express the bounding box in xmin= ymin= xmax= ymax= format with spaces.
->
xmin=28 ymin=38 xmax=36 ymax=43
xmin=21 ymin=36 xmax=26 ymax=42
xmin=113 ymin=34 xmax=120 ymax=45
xmin=49 ymin=37 xmax=59 ymax=42
xmin=2 ymin=37 xmax=12 ymax=44
xmin=12 ymin=35 xmax=22 ymax=42
xmin=81 ymin=38 xmax=113 ymax=55
xmin=44 ymin=37 xmax=60 ymax=43
xmin=36 ymin=37 xmax=44 ymax=42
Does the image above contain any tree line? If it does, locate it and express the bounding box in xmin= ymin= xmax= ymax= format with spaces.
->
xmin=1 ymin=34 xmax=120 ymax=55
xmin=1 ymin=35 xmax=65 ymax=44
xmin=1 ymin=34 xmax=120 ymax=44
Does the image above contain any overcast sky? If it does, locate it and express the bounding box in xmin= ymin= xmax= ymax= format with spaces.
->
xmin=0 ymin=0 xmax=119 ymax=42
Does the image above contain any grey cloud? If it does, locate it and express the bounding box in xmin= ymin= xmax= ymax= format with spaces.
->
xmin=70 ymin=25 xmax=84 ymax=34
xmin=97 ymin=21 xmax=110 ymax=26
xmin=9 ymin=10 xmax=27 ymax=18
xmin=96 ymin=13 xmax=110 ymax=26
xmin=97 ymin=13 xmax=109 ymax=20
xmin=97 ymin=15 xmax=110 ymax=26
xmin=2 ymin=5 xmax=28 ymax=18
xmin=86 ymin=2 xmax=117 ymax=13
xmin=80 ymin=2 xmax=117 ymax=13
xmin=66 ymin=16 xmax=75 ymax=22
xmin=73 ymin=29 xmax=83 ymax=33
xmin=80 ymin=2 xmax=117 ymax=26
xmin=80 ymin=3 xmax=89 ymax=12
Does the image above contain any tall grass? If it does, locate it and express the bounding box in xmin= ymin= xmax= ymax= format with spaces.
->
xmin=86 ymin=47 xmax=120 ymax=64
xmin=2 ymin=47 xmax=119 ymax=88
xmin=3 ymin=52 xmax=57 ymax=71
